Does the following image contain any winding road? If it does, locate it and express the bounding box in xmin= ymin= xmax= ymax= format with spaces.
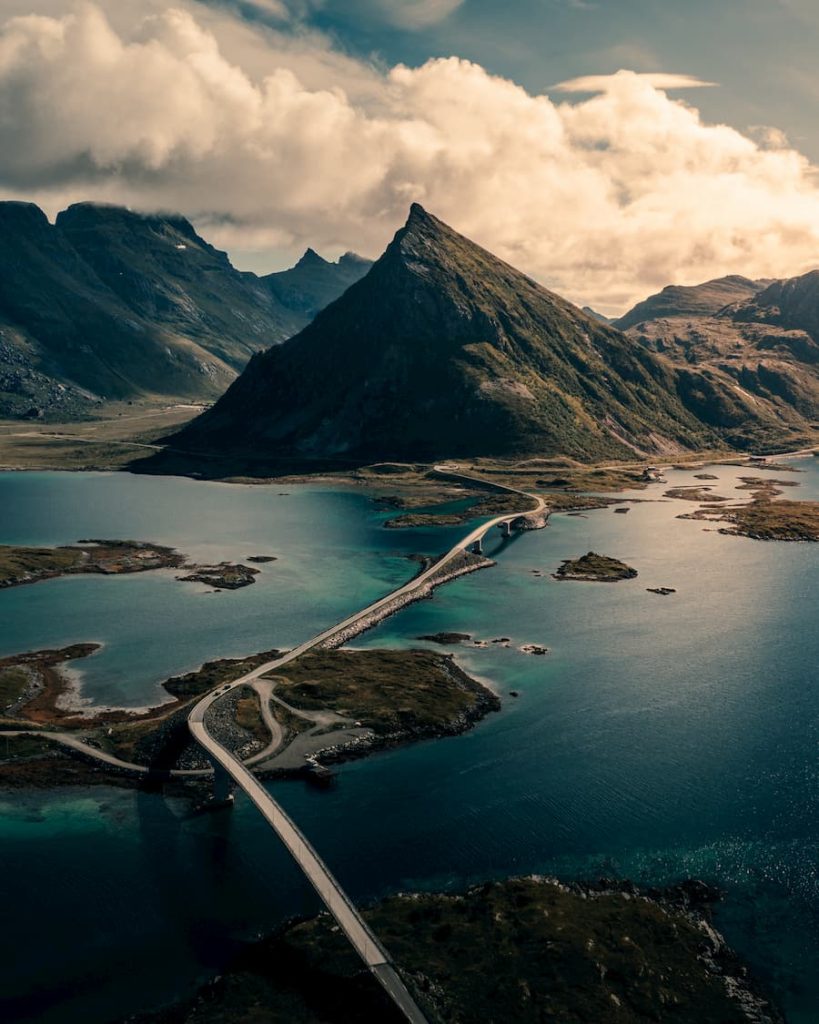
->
xmin=12 ymin=465 xmax=546 ymax=1024
xmin=186 ymin=465 xmax=545 ymax=1024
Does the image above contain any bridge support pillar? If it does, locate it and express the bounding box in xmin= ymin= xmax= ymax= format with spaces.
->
xmin=500 ymin=521 xmax=512 ymax=538
xmin=472 ymin=538 xmax=483 ymax=555
xmin=210 ymin=761 xmax=235 ymax=804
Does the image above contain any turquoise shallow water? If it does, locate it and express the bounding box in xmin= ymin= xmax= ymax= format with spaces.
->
xmin=1 ymin=463 xmax=818 ymax=1023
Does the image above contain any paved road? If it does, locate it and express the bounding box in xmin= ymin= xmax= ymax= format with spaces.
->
xmin=7 ymin=466 xmax=543 ymax=1024
xmin=187 ymin=465 xmax=545 ymax=1024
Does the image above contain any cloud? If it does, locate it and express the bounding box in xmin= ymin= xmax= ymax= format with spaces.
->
xmin=553 ymin=71 xmax=718 ymax=93
xmin=2 ymin=4 xmax=819 ymax=314
xmin=375 ymin=0 xmax=465 ymax=29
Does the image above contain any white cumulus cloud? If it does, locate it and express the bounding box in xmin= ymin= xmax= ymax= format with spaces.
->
xmin=2 ymin=3 xmax=819 ymax=314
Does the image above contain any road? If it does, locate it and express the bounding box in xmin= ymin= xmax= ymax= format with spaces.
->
xmin=187 ymin=465 xmax=545 ymax=1024
xmin=7 ymin=465 xmax=544 ymax=1024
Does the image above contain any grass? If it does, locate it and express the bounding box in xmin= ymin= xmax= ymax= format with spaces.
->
xmin=234 ymin=687 xmax=269 ymax=744
xmin=721 ymin=499 xmax=819 ymax=541
xmin=0 ymin=667 xmax=31 ymax=710
xmin=130 ymin=877 xmax=775 ymax=1024
xmin=0 ymin=734 xmax=55 ymax=762
xmin=0 ymin=402 xmax=200 ymax=471
xmin=554 ymin=551 xmax=638 ymax=581
xmin=274 ymin=649 xmax=497 ymax=736
xmin=0 ymin=545 xmax=83 ymax=585
xmin=162 ymin=649 xmax=281 ymax=699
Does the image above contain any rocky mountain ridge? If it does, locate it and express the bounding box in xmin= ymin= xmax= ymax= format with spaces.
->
xmin=0 ymin=201 xmax=368 ymax=420
xmin=167 ymin=204 xmax=733 ymax=466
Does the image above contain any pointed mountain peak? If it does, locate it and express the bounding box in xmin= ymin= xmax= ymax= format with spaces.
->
xmin=402 ymin=202 xmax=446 ymax=237
xmin=295 ymin=247 xmax=329 ymax=269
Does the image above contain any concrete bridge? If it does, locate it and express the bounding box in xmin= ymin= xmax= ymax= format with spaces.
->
xmin=186 ymin=465 xmax=546 ymax=1024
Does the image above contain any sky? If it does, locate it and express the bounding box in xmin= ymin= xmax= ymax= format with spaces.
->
xmin=2 ymin=0 xmax=819 ymax=313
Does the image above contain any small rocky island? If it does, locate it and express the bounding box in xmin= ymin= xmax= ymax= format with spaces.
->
xmin=127 ymin=876 xmax=783 ymax=1024
xmin=553 ymin=551 xmax=638 ymax=582
xmin=176 ymin=562 xmax=259 ymax=590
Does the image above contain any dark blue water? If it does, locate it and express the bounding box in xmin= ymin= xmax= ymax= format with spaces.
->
xmin=1 ymin=463 xmax=818 ymax=1023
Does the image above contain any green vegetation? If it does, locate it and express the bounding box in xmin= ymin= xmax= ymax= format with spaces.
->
xmin=128 ymin=877 xmax=781 ymax=1024
xmin=234 ymin=687 xmax=269 ymax=744
xmin=0 ymin=544 xmax=83 ymax=585
xmin=0 ymin=666 xmax=32 ymax=710
xmin=715 ymin=499 xmax=819 ymax=541
xmin=163 ymin=650 xmax=281 ymax=700
xmin=0 ymin=734 xmax=55 ymax=762
xmin=273 ymin=648 xmax=499 ymax=737
xmin=0 ymin=539 xmax=184 ymax=589
xmin=161 ymin=204 xmax=728 ymax=473
xmin=664 ymin=486 xmax=729 ymax=502
xmin=554 ymin=551 xmax=638 ymax=582
xmin=384 ymin=492 xmax=535 ymax=529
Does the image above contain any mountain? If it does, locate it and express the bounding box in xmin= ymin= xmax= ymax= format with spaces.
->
xmin=0 ymin=202 xmax=355 ymax=420
xmin=730 ymin=270 xmax=819 ymax=338
xmin=582 ymin=306 xmax=612 ymax=324
xmin=167 ymin=204 xmax=727 ymax=465
xmin=615 ymin=275 xmax=770 ymax=331
xmin=618 ymin=270 xmax=819 ymax=445
xmin=56 ymin=203 xmax=305 ymax=372
xmin=263 ymin=248 xmax=372 ymax=320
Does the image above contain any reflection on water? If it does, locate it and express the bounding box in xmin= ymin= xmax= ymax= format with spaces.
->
xmin=1 ymin=460 xmax=818 ymax=1023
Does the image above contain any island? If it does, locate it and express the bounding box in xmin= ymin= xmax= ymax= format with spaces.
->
xmin=553 ymin=551 xmax=638 ymax=582
xmin=0 ymin=538 xmax=185 ymax=588
xmin=682 ymin=498 xmax=819 ymax=541
xmin=417 ymin=631 xmax=472 ymax=645
xmin=0 ymin=646 xmax=500 ymax=788
xmin=664 ymin=486 xmax=729 ymax=502
xmin=126 ymin=876 xmax=783 ymax=1024
xmin=176 ymin=562 xmax=259 ymax=590
xmin=0 ymin=539 xmax=270 ymax=591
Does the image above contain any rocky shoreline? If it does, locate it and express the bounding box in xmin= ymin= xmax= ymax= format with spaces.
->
xmin=125 ymin=875 xmax=784 ymax=1024
xmin=319 ymin=550 xmax=495 ymax=649
xmin=553 ymin=551 xmax=638 ymax=582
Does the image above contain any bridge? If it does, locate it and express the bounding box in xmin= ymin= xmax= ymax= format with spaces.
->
xmin=187 ymin=465 xmax=545 ymax=1023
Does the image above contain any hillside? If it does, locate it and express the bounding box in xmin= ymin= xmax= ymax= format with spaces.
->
xmin=0 ymin=203 xmax=363 ymax=420
xmin=619 ymin=270 xmax=819 ymax=447
xmin=166 ymin=204 xmax=727 ymax=465
xmin=263 ymin=248 xmax=372 ymax=320
xmin=614 ymin=275 xmax=770 ymax=331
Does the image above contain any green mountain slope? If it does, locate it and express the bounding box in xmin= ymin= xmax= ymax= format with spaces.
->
xmin=619 ymin=270 xmax=819 ymax=449
xmin=169 ymin=205 xmax=726 ymax=463
xmin=0 ymin=202 xmax=363 ymax=419
xmin=615 ymin=275 xmax=769 ymax=331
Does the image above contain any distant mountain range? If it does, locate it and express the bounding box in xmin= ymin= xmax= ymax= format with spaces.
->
xmin=167 ymin=204 xmax=732 ymax=465
xmin=0 ymin=202 xmax=370 ymax=420
xmin=616 ymin=272 xmax=819 ymax=446
xmin=613 ymin=275 xmax=771 ymax=331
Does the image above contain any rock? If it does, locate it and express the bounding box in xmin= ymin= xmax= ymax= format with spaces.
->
xmin=247 ymin=555 xmax=277 ymax=563
xmin=647 ymin=587 xmax=676 ymax=596
xmin=417 ymin=632 xmax=472 ymax=645
xmin=177 ymin=563 xmax=260 ymax=590
xmin=613 ymin=507 xmax=630 ymax=514
xmin=509 ymin=690 xmax=520 ymax=698
xmin=553 ymin=552 xmax=638 ymax=582
xmin=519 ymin=644 xmax=549 ymax=656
